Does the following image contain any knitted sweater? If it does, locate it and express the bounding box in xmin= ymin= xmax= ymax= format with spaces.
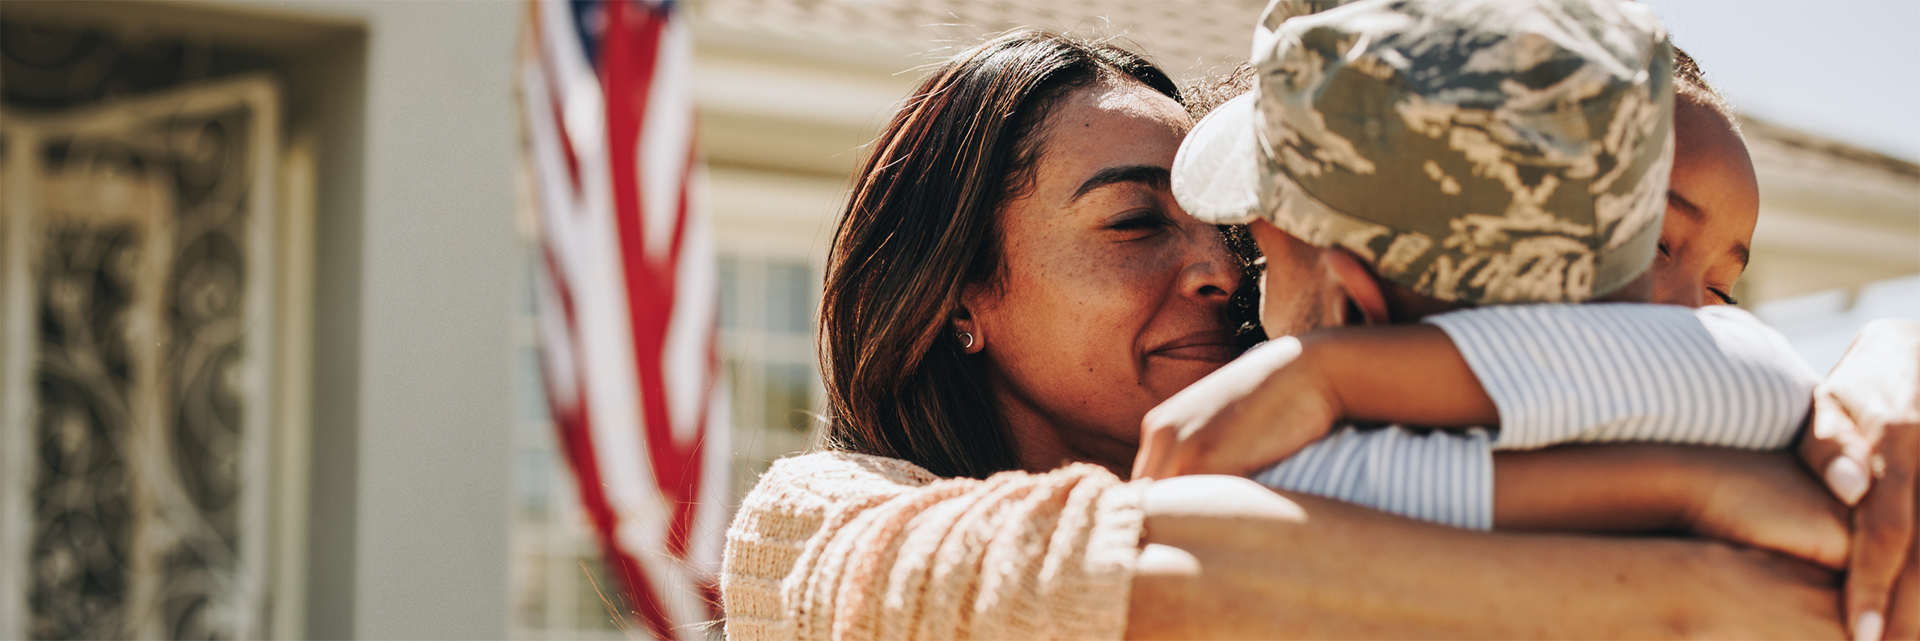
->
xmin=721 ymin=450 xmax=1146 ymax=641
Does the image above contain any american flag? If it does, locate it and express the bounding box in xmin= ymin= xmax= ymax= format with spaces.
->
xmin=516 ymin=0 xmax=729 ymax=638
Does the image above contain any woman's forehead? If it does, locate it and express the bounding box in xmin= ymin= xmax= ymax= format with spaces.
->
xmin=1089 ymin=79 xmax=1191 ymax=125
xmin=1035 ymin=83 xmax=1189 ymax=188
xmin=1052 ymin=78 xmax=1191 ymax=133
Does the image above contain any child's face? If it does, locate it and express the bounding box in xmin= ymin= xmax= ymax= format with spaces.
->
xmin=1650 ymin=98 xmax=1759 ymax=307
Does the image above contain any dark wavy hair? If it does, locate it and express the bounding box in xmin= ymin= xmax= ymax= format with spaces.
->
xmin=817 ymin=31 xmax=1181 ymax=479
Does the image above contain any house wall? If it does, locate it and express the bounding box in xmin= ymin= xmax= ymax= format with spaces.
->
xmin=45 ymin=1 xmax=528 ymax=637
xmin=1745 ymin=143 xmax=1920 ymax=305
xmin=264 ymin=2 xmax=523 ymax=639
xmin=3 ymin=1 xmax=1913 ymax=639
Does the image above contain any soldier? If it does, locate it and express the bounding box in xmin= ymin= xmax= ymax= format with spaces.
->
xmin=1136 ymin=3 xmax=1917 ymax=638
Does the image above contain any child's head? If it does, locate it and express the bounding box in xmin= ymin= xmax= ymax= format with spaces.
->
xmin=1172 ymin=0 xmax=1676 ymax=327
xmin=1650 ymin=47 xmax=1758 ymax=308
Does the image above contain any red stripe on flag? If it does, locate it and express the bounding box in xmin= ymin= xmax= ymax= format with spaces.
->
xmin=544 ymin=75 xmax=583 ymax=196
xmin=600 ymin=0 xmax=705 ymax=564
xmin=529 ymin=3 xmax=583 ymax=199
xmin=537 ymin=247 xmax=679 ymax=639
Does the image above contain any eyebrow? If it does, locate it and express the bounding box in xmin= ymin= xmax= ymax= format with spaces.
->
xmin=1666 ymin=190 xmax=1704 ymax=221
xmin=1070 ymin=165 xmax=1170 ymax=202
xmin=1669 ymin=190 xmax=1751 ymax=270
xmin=1729 ymin=242 xmax=1751 ymax=270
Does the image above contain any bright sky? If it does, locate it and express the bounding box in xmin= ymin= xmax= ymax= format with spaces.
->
xmin=1641 ymin=0 xmax=1920 ymax=162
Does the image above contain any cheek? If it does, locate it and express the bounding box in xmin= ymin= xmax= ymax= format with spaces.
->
xmin=987 ymin=240 xmax=1164 ymax=370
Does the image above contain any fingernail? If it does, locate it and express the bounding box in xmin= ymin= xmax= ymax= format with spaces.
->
xmin=1855 ymin=610 xmax=1884 ymax=641
xmin=1828 ymin=457 xmax=1870 ymax=505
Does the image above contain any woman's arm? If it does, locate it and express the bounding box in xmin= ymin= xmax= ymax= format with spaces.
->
xmin=726 ymin=451 xmax=1845 ymax=640
xmin=1129 ymin=475 xmax=1846 ymax=640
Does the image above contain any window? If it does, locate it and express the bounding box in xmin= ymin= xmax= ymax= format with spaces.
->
xmin=508 ymin=257 xmax=633 ymax=640
xmin=509 ymin=252 xmax=819 ymax=638
xmin=717 ymin=256 xmax=822 ymax=490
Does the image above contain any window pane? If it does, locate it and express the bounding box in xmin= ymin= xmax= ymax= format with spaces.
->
xmin=763 ymin=362 xmax=814 ymax=433
xmin=718 ymin=258 xmax=738 ymax=331
xmin=573 ymin=558 xmax=628 ymax=631
xmin=517 ymin=449 xmax=551 ymax=519
xmin=765 ymin=262 xmax=811 ymax=334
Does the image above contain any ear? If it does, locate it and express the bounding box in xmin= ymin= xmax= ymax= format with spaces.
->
xmin=950 ymin=285 xmax=990 ymax=354
xmin=1322 ymin=248 xmax=1391 ymax=326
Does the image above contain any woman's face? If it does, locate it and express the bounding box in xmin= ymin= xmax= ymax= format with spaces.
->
xmin=961 ymin=78 xmax=1241 ymax=474
xmin=1651 ymin=98 xmax=1759 ymax=307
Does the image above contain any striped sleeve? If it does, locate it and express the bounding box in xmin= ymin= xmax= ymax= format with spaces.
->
xmin=1251 ymin=425 xmax=1494 ymax=530
xmin=1425 ymin=303 xmax=1819 ymax=452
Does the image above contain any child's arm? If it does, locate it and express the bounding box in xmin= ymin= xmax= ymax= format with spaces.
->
xmin=1253 ymin=424 xmax=1496 ymax=528
xmin=1135 ymin=326 xmax=1491 ymax=480
xmin=1248 ymin=424 xmax=1851 ymax=572
xmin=1493 ymin=444 xmax=1849 ymax=569
xmin=1428 ymin=304 xmax=1817 ymax=451
xmin=1134 ymin=303 xmax=1818 ymax=479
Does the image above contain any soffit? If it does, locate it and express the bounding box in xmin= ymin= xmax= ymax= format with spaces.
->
xmin=688 ymin=0 xmax=1272 ymax=85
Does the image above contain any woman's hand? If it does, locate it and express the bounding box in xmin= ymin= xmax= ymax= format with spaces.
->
xmin=1796 ymin=319 xmax=1920 ymax=641
xmin=1495 ymin=445 xmax=1850 ymax=570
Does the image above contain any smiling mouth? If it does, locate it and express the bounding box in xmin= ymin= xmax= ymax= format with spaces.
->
xmin=1150 ymin=330 xmax=1238 ymax=363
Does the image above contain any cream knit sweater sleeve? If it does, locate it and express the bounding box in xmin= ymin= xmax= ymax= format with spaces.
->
xmin=722 ymin=450 xmax=1146 ymax=641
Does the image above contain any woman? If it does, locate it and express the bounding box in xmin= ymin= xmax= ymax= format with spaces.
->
xmin=722 ymin=32 xmax=1846 ymax=639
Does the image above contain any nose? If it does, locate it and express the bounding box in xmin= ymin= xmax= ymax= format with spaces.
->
xmin=1179 ymin=224 xmax=1240 ymax=303
xmin=1651 ymin=262 xmax=1705 ymax=308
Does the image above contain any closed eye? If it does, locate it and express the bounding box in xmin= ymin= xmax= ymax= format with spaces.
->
xmin=1708 ymin=287 xmax=1739 ymax=306
xmin=1107 ymin=209 xmax=1172 ymax=237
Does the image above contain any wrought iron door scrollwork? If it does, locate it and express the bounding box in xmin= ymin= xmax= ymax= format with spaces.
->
xmin=31 ymin=222 xmax=143 ymax=640
xmin=6 ymin=78 xmax=276 ymax=640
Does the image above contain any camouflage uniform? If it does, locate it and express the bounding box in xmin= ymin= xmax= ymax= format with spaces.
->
xmin=1173 ymin=0 xmax=1674 ymax=304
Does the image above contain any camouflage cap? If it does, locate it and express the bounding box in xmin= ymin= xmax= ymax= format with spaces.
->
xmin=1173 ymin=0 xmax=1675 ymax=304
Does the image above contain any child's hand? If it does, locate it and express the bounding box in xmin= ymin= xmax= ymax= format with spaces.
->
xmin=1134 ymin=325 xmax=1500 ymax=480
xmin=1678 ymin=449 xmax=1852 ymax=571
xmin=1132 ymin=338 xmax=1342 ymax=480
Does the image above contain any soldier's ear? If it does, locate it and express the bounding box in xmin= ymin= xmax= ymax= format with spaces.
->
xmin=1323 ymin=248 xmax=1390 ymax=326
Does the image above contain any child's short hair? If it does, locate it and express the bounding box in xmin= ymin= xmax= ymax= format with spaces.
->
xmin=1672 ymin=46 xmax=1739 ymax=131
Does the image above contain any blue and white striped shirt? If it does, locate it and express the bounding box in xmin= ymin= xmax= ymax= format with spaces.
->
xmin=1250 ymin=304 xmax=1820 ymax=530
